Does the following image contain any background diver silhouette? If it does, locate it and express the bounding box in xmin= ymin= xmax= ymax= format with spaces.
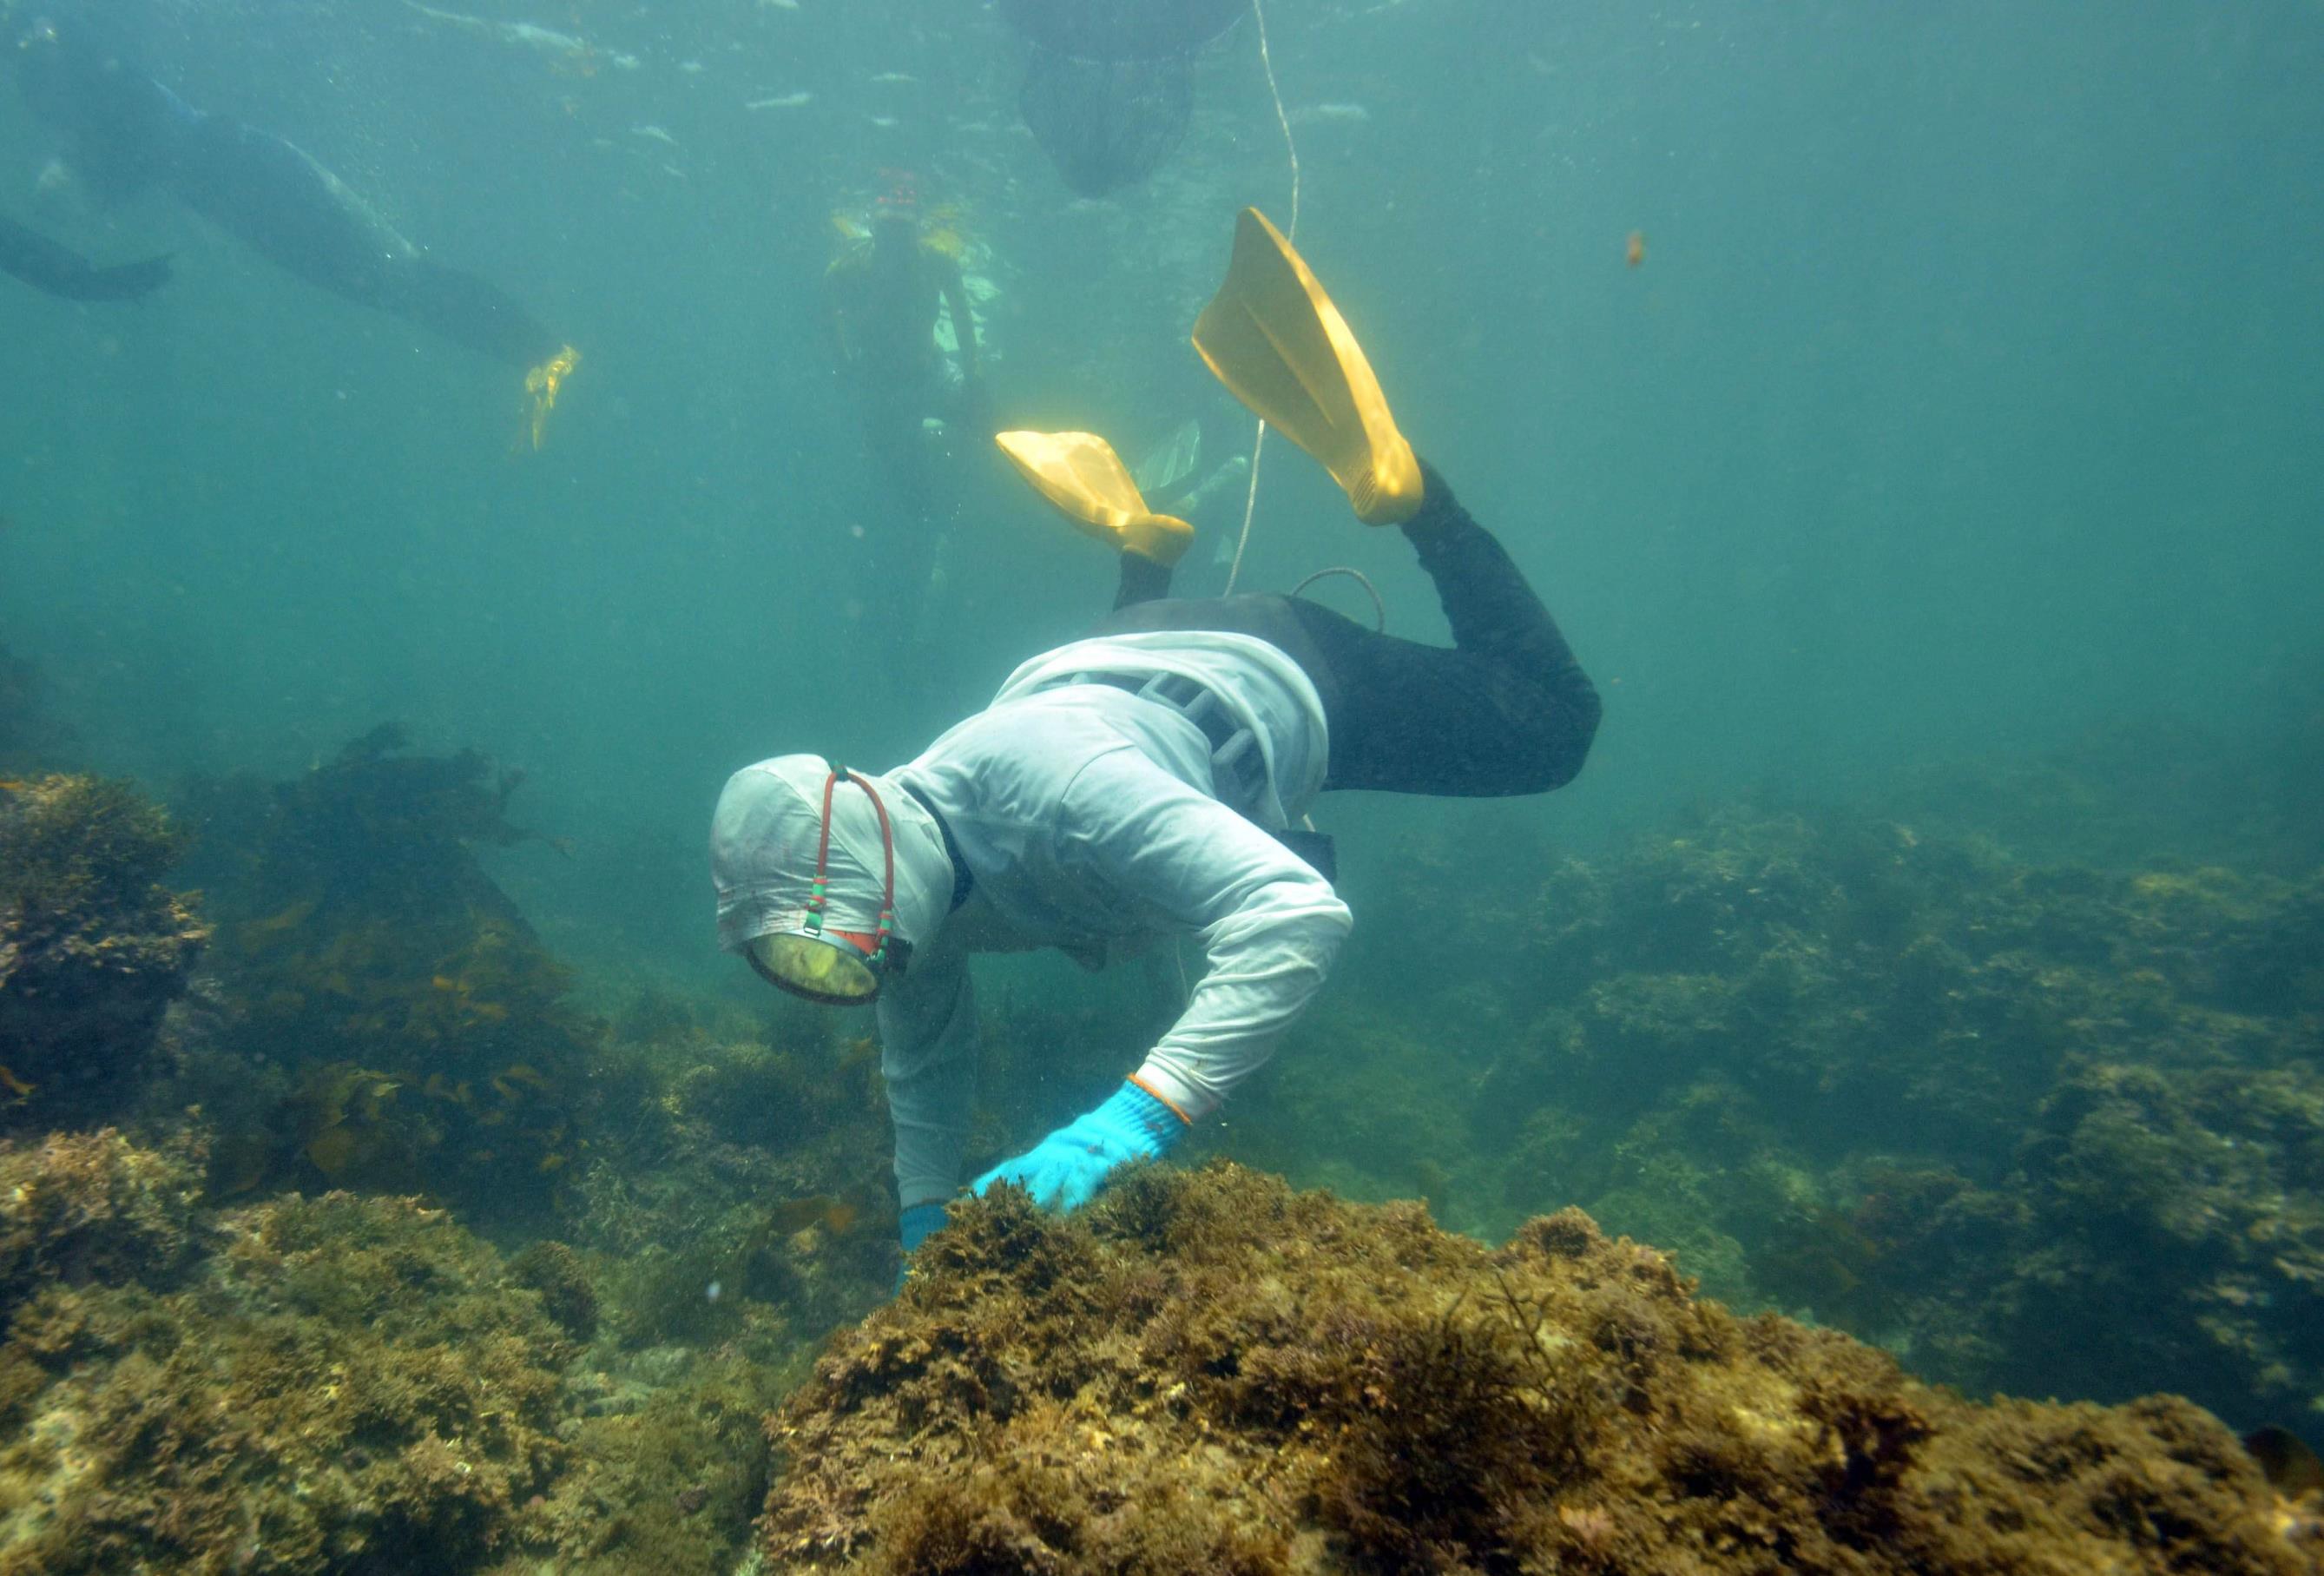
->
xmin=997 ymin=0 xmax=1248 ymax=195
xmin=820 ymin=178 xmax=991 ymax=545
xmin=820 ymin=175 xmax=997 ymax=670
xmin=0 ymin=210 xmax=170 ymax=300
xmin=6 ymin=6 xmax=568 ymax=377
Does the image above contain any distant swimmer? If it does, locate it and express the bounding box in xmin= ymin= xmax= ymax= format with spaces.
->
xmin=8 ymin=7 xmax=579 ymax=440
xmin=0 ymin=212 xmax=169 ymax=301
xmin=995 ymin=0 xmax=1248 ymax=195
xmin=820 ymin=170 xmax=998 ymax=657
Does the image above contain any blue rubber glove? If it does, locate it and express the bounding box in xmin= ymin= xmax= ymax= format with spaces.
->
xmin=899 ymin=1201 xmax=948 ymax=1253
xmin=971 ymin=1081 xmax=1186 ymax=1212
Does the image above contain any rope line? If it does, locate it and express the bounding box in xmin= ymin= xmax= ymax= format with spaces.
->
xmin=1223 ymin=0 xmax=1300 ymax=596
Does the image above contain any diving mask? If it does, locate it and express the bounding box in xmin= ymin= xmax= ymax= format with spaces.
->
xmin=746 ymin=763 xmax=904 ymax=1006
xmin=747 ymin=926 xmax=906 ymax=1006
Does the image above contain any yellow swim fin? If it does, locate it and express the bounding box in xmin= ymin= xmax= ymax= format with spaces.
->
xmin=523 ymin=345 xmax=580 ymax=452
xmin=1192 ymin=208 xmax=1423 ymax=525
xmin=995 ymin=431 xmax=1194 ymax=566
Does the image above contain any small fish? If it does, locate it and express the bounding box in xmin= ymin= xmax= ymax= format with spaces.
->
xmin=747 ymin=91 xmax=814 ymax=109
xmin=0 ymin=779 xmax=26 ymax=794
xmin=404 ymin=3 xmax=582 ymax=57
xmin=869 ymin=71 xmax=919 ymax=84
xmin=678 ymin=58 xmax=706 ymax=74
xmin=2246 ymin=1426 xmax=2324 ymax=1499
xmin=1291 ymin=102 xmax=1371 ymax=125
xmin=865 ymin=115 xmax=899 ymax=129
xmin=247 ymin=899 xmax=319 ymax=936
xmin=1625 ymin=230 xmax=1647 ymax=268
xmin=760 ymin=0 xmax=800 ymax=10
xmin=767 ymin=1194 xmax=862 ymax=1236
xmin=0 ymin=1065 xmax=36 ymax=1099
xmin=631 ymin=124 xmax=680 ymax=147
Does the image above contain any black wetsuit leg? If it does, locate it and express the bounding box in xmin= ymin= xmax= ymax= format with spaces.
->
xmin=173 ymin=116 xmax=561 ymax=370
xmin=1090 ymin=465 xmax=1600 ymax=797
xmin=1113 ymin=552 xmax=1175 ymax=610
xmin=0 ymin=214 xmax=171 ymax=301
xmin=384 ymin=259 xmax=564 ymax=373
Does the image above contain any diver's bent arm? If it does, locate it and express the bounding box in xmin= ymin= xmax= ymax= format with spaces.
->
xmin=1062 ymin=752 xmax=1353 ymax=1120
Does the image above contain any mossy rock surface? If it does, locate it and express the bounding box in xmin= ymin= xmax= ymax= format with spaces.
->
xmin=761 ymin=1164 xmax=2321 ymax=1575
xmin=0 ymin=1133 xmax=789 ymax=1576
xmin=0 ymin=775 xmax=205 ymax=1131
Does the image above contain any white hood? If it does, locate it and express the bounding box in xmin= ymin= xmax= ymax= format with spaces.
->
xmin=710 ymin=755 xmax=953 ymax=956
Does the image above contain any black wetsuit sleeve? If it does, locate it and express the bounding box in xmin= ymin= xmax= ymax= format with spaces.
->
xmin=0 ymin=214 xmax=172 ymax=302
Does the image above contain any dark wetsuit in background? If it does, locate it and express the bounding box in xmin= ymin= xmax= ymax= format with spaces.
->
xmin=0 ymin=213 xmax=170 ymax=300
xmin=9 ymin=12 xmax=560 ymax=369
xmin=1093 ymin=465 xmax=1602 ymax=798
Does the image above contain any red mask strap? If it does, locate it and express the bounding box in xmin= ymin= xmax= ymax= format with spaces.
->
xmin=804 ymin=764 xmax=898 ymax=965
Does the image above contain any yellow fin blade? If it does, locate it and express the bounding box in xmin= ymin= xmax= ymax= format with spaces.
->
xmin=1192 ymin=208 xmax=1421 ymax=525
xmin=994 ymin=430 xmax=1193 ymax=566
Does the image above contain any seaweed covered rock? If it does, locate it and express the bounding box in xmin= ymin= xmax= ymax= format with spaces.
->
xmin=0 ymin=1188 xmax=573 ymax=1573
xmin=0 ymin=1128 xmax=206 ymax=1317
xmin=1236 ymin=801 xmax=2324 ymax=1426
xmin=576 ymin=1010 xmax=897 ymax=1347
xmin=174 ymin=729 xmax=595 ymax=1215
xmin=760 ymin=1166 xmax=2318 ymax=1575
xmin=1858 ymin=1058 xmax=2324 ymax=1423
xmin=0 ymin=1130 xmax=793 ymax=1576
xmin=0 ymin=775 xmax=206 ymax=1131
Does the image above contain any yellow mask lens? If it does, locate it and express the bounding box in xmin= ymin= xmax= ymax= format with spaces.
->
xmin=747 ymin=933 xmax=880 ymax=1006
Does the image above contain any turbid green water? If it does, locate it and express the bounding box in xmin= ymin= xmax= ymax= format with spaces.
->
xmin=9 ymin=2 xmax=2320 ymax=985
xmin=4 ymin=5 xmax=2324 ymax=1560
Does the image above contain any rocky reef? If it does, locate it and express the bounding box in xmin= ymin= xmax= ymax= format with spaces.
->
xmin=762 ymin=1166 xmax=2321 ymax=1574
xmin=171 ymin=728 xmax=601 ymax=1217
xmin=0 ymin=1129 xmax=794 ymax=1576
xmin=0 ymin=775 xmax=207 ymax=1133
xmin=1232 ymin=798 xmax=2324 ymax=1430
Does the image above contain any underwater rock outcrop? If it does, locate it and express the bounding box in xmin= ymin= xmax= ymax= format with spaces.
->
xmin=0 ymin=1131 xmax=787 ymax=1576
xmin=174 ymin=728 xmax=595 ymax=1216
xmin=0 ymin=775 xmax=207 ymax=1132
xmin=761 ymin=1166 xmax=2320 ymax=1574
xmin=575 ymin=1003 xmax=898 ymax=1347
xmin=1234 ymin=800 xmax=2324 ymax=1429
xmin=0 ymin=1127 xmax=206 ymax=1313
